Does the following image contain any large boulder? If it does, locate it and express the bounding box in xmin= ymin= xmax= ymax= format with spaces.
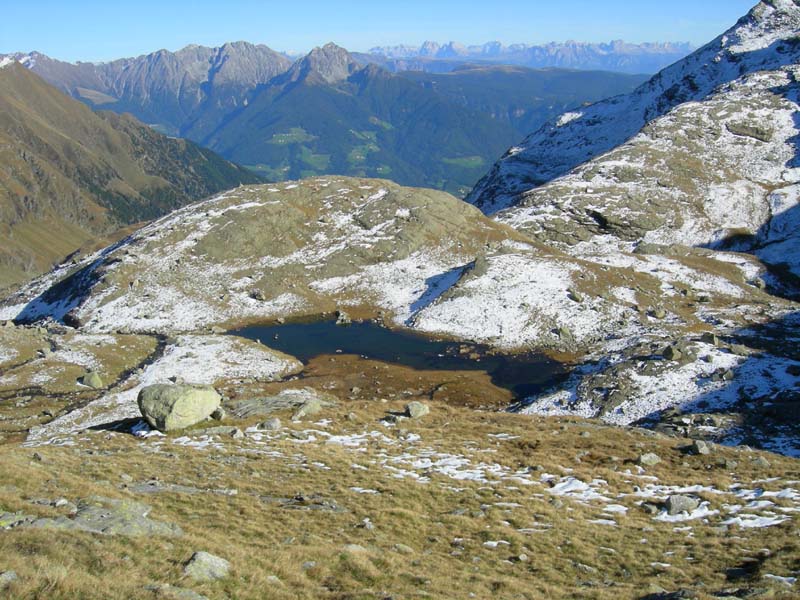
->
xmin=138 ymin=384 xmax=221 ymax=432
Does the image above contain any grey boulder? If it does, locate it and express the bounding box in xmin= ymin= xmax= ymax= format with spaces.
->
xmin=138 ymin=384 xmax=221 ymax=432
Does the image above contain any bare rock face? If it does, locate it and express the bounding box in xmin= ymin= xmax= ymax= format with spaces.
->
xmin=138 ymin=384 xmax=221 ymax=432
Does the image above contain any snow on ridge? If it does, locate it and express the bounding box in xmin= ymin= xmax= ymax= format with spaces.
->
xmin=0 ymin=56 xmax=16 ymax=69
xmin=466 ymin=0 xmax=800 ymax=213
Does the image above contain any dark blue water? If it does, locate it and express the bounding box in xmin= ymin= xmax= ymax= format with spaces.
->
xmin=231 ymin=320 xmax=567 ymax=398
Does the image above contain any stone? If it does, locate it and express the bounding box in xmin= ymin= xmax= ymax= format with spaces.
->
xmin=292 ymin=398 xmax=323 ymax=420
xmin=195 ymin=426 xmax=243 ymax=439
xmin=642 ymin=502 xmax=660 ymax=515
xmin=80 ymin=371 xmax=104 ymax=389
xmin=405 ymin=401 xmax=430 ymax=419
xmin=210 ymin=407 xmax=226 ymax=421
xmin=663 ymin=345 xmax=682 ymax=361
xmin=700 ymin=332 xmax=720 ymax=346
xmin=567 ymin=287 xmax=583 ymax=303
xmin=394 ymin=543 xmax=415 ymax=555
xmin=342 ymin=544 xmax=368 ymax=554
xmin=144 ymin=584 xmax=208 ymax=600
xmin=652 ymin=308 xmax=667 ymax=319
xmin=729 ymin=344 xmax=750 ymax=356
xmin=30 ymin=496 xmax=182 ymax=537
xmin=751 ymin=456 xmax=771 ymax=469
xmin=229 ymin=388 xmax=335 ymax=418
xmin=691 ymin=439 xmax=711 ymax=455
xmin=665 ymin=495 xmax=700 ymax=515
xmin=335 ymin=310 xmax=351 ymax=326
xmin=183 ymin=551 xmax=230 ymax=582
xmin=638 ymin=453 xmax=661 ymax=466
xmin=0 ymin=571 xmax=18 ymax=588
xmin=258 ymin=418 xmax=282 ymax=431
xmin=138 ymin=384 xmax=221 ymax=432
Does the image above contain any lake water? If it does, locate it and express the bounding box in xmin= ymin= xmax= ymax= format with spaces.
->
xmin=231 ymin=320 xmax=567 ymax=399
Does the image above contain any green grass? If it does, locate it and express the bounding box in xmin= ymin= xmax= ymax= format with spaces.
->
xmin=266 ymin=127 xmax=317 ymax=145
xmin=442 ymin=156 xmax=486 ymax=168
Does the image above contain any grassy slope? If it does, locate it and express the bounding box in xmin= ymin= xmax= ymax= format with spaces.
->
xmin=0 ymin=63 xmax=260 ymax=292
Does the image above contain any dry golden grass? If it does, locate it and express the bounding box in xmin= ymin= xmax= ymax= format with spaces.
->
xmin=0 ymin=389 xmax=798 ymax=600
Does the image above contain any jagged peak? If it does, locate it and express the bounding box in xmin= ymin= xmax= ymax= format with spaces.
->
xmin=287 ymin=42 xmax=358 ymax=84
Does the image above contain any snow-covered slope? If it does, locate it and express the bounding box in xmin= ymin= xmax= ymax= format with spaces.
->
xmin=467 ymin=0 xmax=800 ymax=214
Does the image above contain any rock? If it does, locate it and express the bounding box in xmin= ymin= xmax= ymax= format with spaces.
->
xmin=209 ymin=326 xmax=226 ymax=334
xmin=652 ymin=308 xmax=667 ymax=319
xmin=0 ymin=570 xmax=18 ymax=588
xmin=394 ymin=543 xmax=415 ymax=555
xmin=691 ymin=439 xmax=711 ymax=455
xmin=144 ymin=584 xmax=208 ymax=600
xmin=567 ymin=287 xmax=583 ymax=303
xmin=183 ymin=551 xmax=230 ymax=582
xmin=665 ymin=495 xmax=700 ymax=515
xmin=638 ymin=453 xmax=662 ymax=466
xmin=292 ymin=398 xmax=323 ymax=421
xmin=642 ymin=502 xmax=660 ymax=515
xmin=138 ymin=384 xmax=221 ymax=432
xmin=342 ymin=544 xmax=368 ymax=554
xmin=258 ymin=418 xmax=282 ymax=431
xmin=751 ymin=456 xmax=771 ymax=469
xmin=210 ymin=407 xmax=226 ymax=421
xmin=335 ymin=310 xmax=351 ymax=326
xmin=663 ymin=345 xmax=682 ymax=361
xmin=229 ymin=388 xmax=335 ymax=418
xmin=729 ymin=344 xmax=750 ymax=356
xmin=700 ymin=332 xmax=720 ymax=346
xmin=405 ymin=401 xmax=430 ymax=419
xmin=31 ymin=496 xmax=182 ymax=537
xmin=195 ymin=426 xmax=243 ymax=439
xmin=80 ymin=371 xmax=104 ymax=389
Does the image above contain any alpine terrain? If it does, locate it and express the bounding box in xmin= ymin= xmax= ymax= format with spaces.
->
xmin=3 ymin=43 xmax=647 ymax=195
xmin=0 ymin=2 xmax=799 ymax=599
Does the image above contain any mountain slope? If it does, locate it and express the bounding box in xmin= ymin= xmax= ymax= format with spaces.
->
xmin=202 ymin=45 xmax=518 ymax=195
xmin=467 ymin=0 xmax=800 ymax=213
xmin=396 ymin=65 xmax=647 ymax=136
xmin=0 ymin=61 xmax=260 ymax=290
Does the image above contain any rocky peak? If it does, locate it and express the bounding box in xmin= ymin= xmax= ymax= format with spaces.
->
xmin=287 ymin=42 xmax=359 ymax=84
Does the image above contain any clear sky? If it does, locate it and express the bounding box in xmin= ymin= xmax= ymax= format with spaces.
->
xmin=1 ymin=0 xmax=758 ymax=62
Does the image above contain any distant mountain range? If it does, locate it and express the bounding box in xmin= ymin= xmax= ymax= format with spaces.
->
xmin=366 ymin=40 xmax=695 ymax=74
xmin=0 ymin=60 xmax=260 ymax=289
xmin=1 ymin=43 xmax=646 ymax=195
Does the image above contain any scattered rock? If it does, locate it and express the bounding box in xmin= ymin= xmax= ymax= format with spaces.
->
xmin=80 ymin=371 xmax=104 ymax=389
xmin=138 ymin=384 xmax=221 ymax=432
xmin=567 ymin=287 xmax=583 ymax=303
xmin=335 ymin=310 xmax=352 ymax=326
xmin=292 ymin=398 xmax=323 ymax=421
xmin=30 ymin=496 xmax=183 ymax=537
xmin=665 ymin=495 xmax=700 ymax=515
xmin=751 ymin=456 xmax=771 ymax=469
xmin=210 ymin=407 xmax=226 ymax=421
xmin=258 ymin=418 xmax=282 ymax=431
xmin=690 ymin=439 xmax=711 ymax=455
xmin=394 ymin=543 xmax=415 ymax=555
xmin=194 ymin=426 xmax=244 ymax=439
xmin=642 ymin=503 xmax=660 ymax=515
xmin=652 ymin=308 xmax=667 ymax=319
xmin=342 ymin=544 xmax=368 ymax=554
xmin=663 ymin=345 xmax=682 ymax=361
xmin=229 ymin=388 xmax=335 ymax=418
xmin=183 ymin=551 xmax=230 ymax=582
xmin=0 ymin=570 xmax=18 ymax=588
xmin=144 ymin=584 xmax=208 ymax=600
xmin=638 ymin=453 xmax=661 ymax=466
xmin=405 ymin=401 xmax=430 ymax=419
xmin=700 ymin=332 xmax=720 ymax=346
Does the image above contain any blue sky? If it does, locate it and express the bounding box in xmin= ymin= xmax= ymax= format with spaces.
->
xmin=1 ymin=0 xmax=757 ymax=62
